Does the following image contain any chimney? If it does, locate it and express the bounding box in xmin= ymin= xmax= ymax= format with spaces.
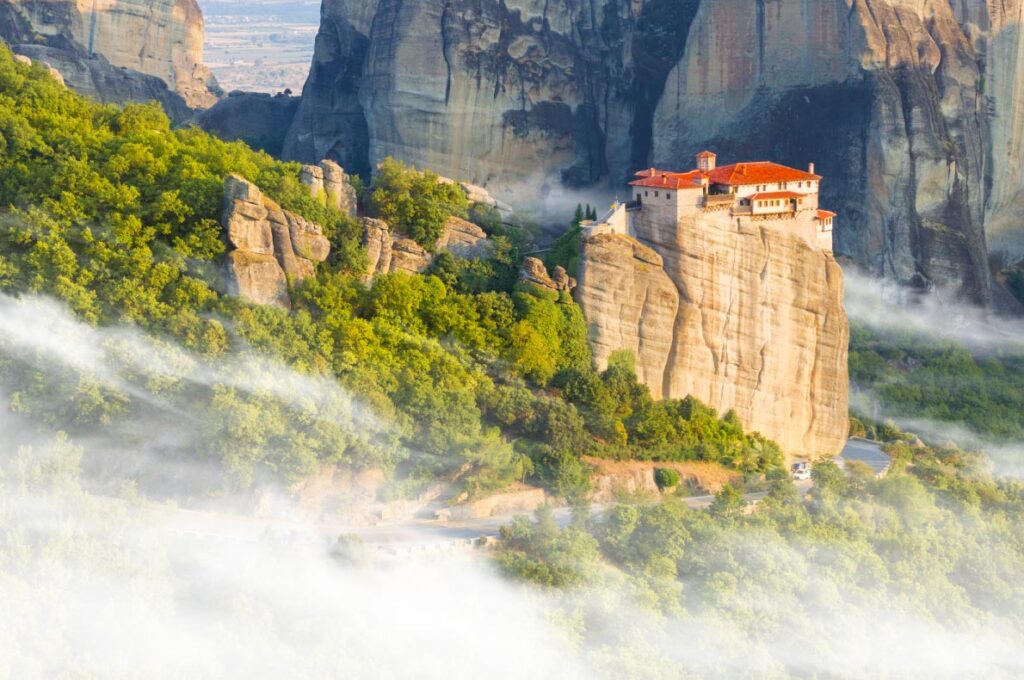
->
xmin=808 ymin=162 xmax=815 ymax=175
xmin=696 ymin=150 xmax=717 ymax=172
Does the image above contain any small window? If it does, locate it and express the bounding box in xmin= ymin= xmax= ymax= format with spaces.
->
xmin=666 ymin=193 xmax=670 ymax=200
xmin=645 ymin=191 xmax=649 ymax=197
xmin=655 ymin=191 xmax=659 ymax=197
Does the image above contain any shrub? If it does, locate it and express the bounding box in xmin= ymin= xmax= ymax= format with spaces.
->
xmin=654 ymin=467 xmax=681 ymax=490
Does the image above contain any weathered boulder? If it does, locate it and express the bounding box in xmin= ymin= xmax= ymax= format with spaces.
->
xmin=320 ymin=160 xmax=359 ymax=217
xmin=11 ymin=53 xmax=64 ymax=86
xmin=360 ymin=215 xmax=492 ymax=279
xmin=576 ymin=212 xmax=850 ymax=459
xmin=221 ymin=174 xmax=331 ymax=309
xmin=389 ymin=238 xmax=432 ymax=275
xmin=0 ymin=0 xmax=219 ymax=110
xmin=435 ymin=216 xmax=491 ymax=259
xmin=519 ymin=257 xmax=576 ymax=293
xmin=362 ymin=217 xmax=393 ymax=279
xmin=300 ymin=160 xmax=358 ymax=218
xmin=225 ymin=251 xmax=289 ymax=309
xmin=551 ymin=266 xmax=576 ymax=293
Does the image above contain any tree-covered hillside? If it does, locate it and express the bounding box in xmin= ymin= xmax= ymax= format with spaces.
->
xmin=0 ymin=46 xmax=782 ymax=498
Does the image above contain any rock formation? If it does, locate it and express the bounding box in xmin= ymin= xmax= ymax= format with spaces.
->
xmin=11 ymin=44 xmax=193 ymax=121
xmin=0 ymin=0 xmax=219 ymax=113
xmin=435 ymin=216 xmax=493 ymax=259
xmin=221 ymin=174 xmax=331 ymax=309
xmin=285 ymin=0 xmax=1024 ymax=305
xmin=12 ymin=53 xmax=64 ymax=86
xmin=362 ymin=215 xmax=491 ymax=279
xmin=519 ymin=257 xmax=576 ymax=293
xmin=300 ymin=160 xmax=359 ymax=218
xmin=576 ymin=212 xmax=849 ymax=459
xmin=192 ymin=92 xmax=300 ymax=157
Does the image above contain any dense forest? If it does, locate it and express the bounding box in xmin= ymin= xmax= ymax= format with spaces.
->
xmin=0 ymin=47 xmax=781 ymax=500
xmin=494 ymin=431 xmax=1024 ymax=677
xmin=849 ymin=322 xmax=1024 ymax=442
xmin=5 ymin=45 xmax=1024 ymax=678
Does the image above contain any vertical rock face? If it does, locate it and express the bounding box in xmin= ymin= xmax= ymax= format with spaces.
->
xmin=221 ymin=175 xmax=331 ymax=309
xmin=956 ymin=0 xmax=1024 ymax=262
xmin=0 ymin=0 xmax=218 ymax=110
xmin=287 ymin=0 xmax=1024 ymax=304
xmin=577 ymin=215 xmax=850 ymax=458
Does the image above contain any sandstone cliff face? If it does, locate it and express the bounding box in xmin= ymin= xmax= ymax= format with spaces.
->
xmin=222 ymin=175 xmax=331 ymax=309
xmin=12 ymin=44 xmax=193 ymax=121
xmin=0 ymin=0 xmax=218 ymax=110
xmin=287 ymin=0 xmax=1024 ymax=304
xmin=577 ymin=217 xmax=850 ymax=458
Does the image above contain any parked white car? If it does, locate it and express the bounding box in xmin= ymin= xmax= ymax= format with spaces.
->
xmin=791 ymin=462 xmax=812 ymax=481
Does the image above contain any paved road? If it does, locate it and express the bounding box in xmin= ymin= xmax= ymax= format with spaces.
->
xmin=152 ymin=479 xmax=815 ymax=551
xmin=838 ymin=438 xmax=891 ymax=476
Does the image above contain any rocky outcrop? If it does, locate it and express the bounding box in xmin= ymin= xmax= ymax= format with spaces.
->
xmin=300 ymin=160 xmax=358 ymax=218
xmin=439 ymin=176 xmax=514 ymax=217
xmin=361 ymin=215 xmax=492 ymax=279
xmin=577 ymin=214 xmax=850 ymax=459
xmin=362 ymin=217 xmax=393 ymax=278
xmin=389 ymin=238 xmax=433 ymax=276
xmin=0 ymin=0 xmax=219 ymax=111
xmin=519 ymin=257 xmax=576 ymax=293
xmin=436 ymin=216 xmax=491 ymax=259
xmin=12 ymin=52 xmax=64 ymax=86
xmin=192 ymin=92 xmax=300 ymax=156
xmin=11 ymin=44 xmax=192 ymax=121
xmin=222 ymin=175 xmax=330 ymax=309
xmin=286 ymin=0 xmax=1024 ymax=304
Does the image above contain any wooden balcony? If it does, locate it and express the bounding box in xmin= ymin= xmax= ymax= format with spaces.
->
xmin=704 ymin=194 xmax=735 ymax=208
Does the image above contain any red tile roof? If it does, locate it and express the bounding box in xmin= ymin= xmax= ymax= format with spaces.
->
xmin=750 ymin=191 xmax=802 ymax=201
xmin=817 ymin=210 xmax=837 ymax=219
xmin=708 ymin=162 xmax=821 ymax=186
xmin=629 ymin=169 xmax=705 ymax=189
xmin=696 ymin=150 xmax=717 ymax=159
xmin=632 ymin=161 xmax=821 ymax=190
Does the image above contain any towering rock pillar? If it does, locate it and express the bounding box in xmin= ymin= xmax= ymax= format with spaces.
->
xmin=577 ymin=202 xmax=850 ymax=458
xmin=0 ymin=0 xmax=219 ymax=109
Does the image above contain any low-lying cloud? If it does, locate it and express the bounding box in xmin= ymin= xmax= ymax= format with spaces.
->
xmin=843 ymin=268 xmax=1024 ymax=354
xmin=2 ymin=292 xmax=1024 ymax=677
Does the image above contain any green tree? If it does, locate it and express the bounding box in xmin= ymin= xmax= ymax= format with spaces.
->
xmin=368 ymin=157 xmax=468 ymax=250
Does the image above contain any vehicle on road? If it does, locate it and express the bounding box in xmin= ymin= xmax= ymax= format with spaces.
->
xmin=791 ymin=461 xmax=812 ymax=481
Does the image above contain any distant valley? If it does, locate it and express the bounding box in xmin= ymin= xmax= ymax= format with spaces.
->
xmin=201 ymin=0 xmax=319 ymax=93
